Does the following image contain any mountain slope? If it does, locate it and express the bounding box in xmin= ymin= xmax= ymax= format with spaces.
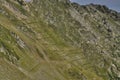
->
xmin=0 ymin=0 xmax=120 ymax=80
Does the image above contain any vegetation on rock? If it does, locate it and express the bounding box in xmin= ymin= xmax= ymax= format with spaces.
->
xmin=0 ymin=0 xmax=120 ymax=80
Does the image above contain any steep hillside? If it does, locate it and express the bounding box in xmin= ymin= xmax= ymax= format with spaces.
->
xmin=0 ymin=0 xmax=120 ymax=80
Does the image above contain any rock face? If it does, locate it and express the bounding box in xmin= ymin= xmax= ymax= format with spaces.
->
xmin=0 ymin=0 xmax=120 ymax=80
